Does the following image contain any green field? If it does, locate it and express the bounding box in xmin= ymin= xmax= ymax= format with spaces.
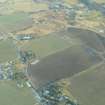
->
xmin=23 ymin=35 xmax=75 ymax=59
xmin=0 ymin=12 xmax=32 ymax=32
xmin=0 ymin=81 xmax=36 ymax=105
xmin=0 ymin=12 xmax=29 ymax=24
xmin=69 ymin=62 xmax=105 ymax=105
xmin=94 ymin=0 xmax=105 ymax=4
xmin=0 ymin=39 xmax=17 ymax=63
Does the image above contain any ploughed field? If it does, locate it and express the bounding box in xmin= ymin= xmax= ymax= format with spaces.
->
xmin=28 ymin=28 xmax=105 ymax=90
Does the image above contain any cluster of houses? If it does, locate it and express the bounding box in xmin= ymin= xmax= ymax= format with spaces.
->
xmin=37 ymin=82 xmax=78 ymax=105
xmin=0 ymin=63 xmax=13 ymax=80
xmin=15 ymin=34 xmax=34 ymax=41
xmin=0 ymin=61 xmax=33 ymax=88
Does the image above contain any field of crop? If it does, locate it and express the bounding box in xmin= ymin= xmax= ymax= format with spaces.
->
xmin=28 ymin=43 xmax=102 ymax=89
xmin=0 ymin=12 xmax=32 ymax=32
xmin=0 ymin=12 xmax=29 ymax=24
xmin=94 ymin=0 xmax=105 ymax=4
xmin=69 ymin=62 xmax=105 ymax=105
xmin=64 ymin=0 xmax=79 ymax=5
xmin=0 ymin=39 xmax=17 ymax=63
xmin=67 ymin=28 xmax=105 ymax=52
xmin=14 ymin=2 xmax=48 ymax=12
xmin=23 ymin=35 xmax=74 ymax=59
xmin=0 ymin=81 xmax=36 ymax=105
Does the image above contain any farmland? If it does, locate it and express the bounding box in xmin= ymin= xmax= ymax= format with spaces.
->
xmin=14 ymin=2 xmax=48 ymax=12
xmin=0 ymin=81 xmax=36 ymax=105
xmin=28 ymin=44 xmax=102 ymax=89
xmin=22 ymin=34 xmax=75 ymax=59
xmin=0 ymin=0 xmax=105 ymax=105
xmin=0 ymin=39 xmax=17 ymax=63
xmin=64 ymin=0 xmax=79 ymax=5
xmin=93 ymin=0 xmax=105 ymax=4
xmin=69 ymin=62 xmax=105 ymax=105
xmin=0 ymin=12 xmax=32 ymax=32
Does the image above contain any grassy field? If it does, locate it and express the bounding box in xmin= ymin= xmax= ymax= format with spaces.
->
xmin=69 ymin=62 xmax=105 ymax=105
xmin=0 ymin=12 xmax=29 ymax=24
xmin=14 ymin=2 xmax=48 ymax=12
xmin=28 ymin=43 xmax=102 ymax=89
xmin=0 ymin=81 xmax=36 ymax=105
xmin=23 ymin=35 xmax=74 ymax=59
xmin=0 ymin=39 xmax=17 ymax=63
xmin=0 ymin=12 xmax=32 ymax=32
xmin=64 ymin=0 xmax=78 ymax=5
xmin=93 ymin=0 xmax=105 ymax=4
xmin=67 ymin=28 xmax=105 ymax=52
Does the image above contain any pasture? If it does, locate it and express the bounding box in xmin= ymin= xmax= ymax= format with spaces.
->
xmin=0 ymin=39 xmax=17 ymax=63
xmin=69 ymin=62 xmax=105 ymax=105
xmin=0 ymin=81 xmax=36 ymax=105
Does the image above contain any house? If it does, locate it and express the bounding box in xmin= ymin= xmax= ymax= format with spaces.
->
xmin=16 ymin=34 xmax=34 ymax=40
